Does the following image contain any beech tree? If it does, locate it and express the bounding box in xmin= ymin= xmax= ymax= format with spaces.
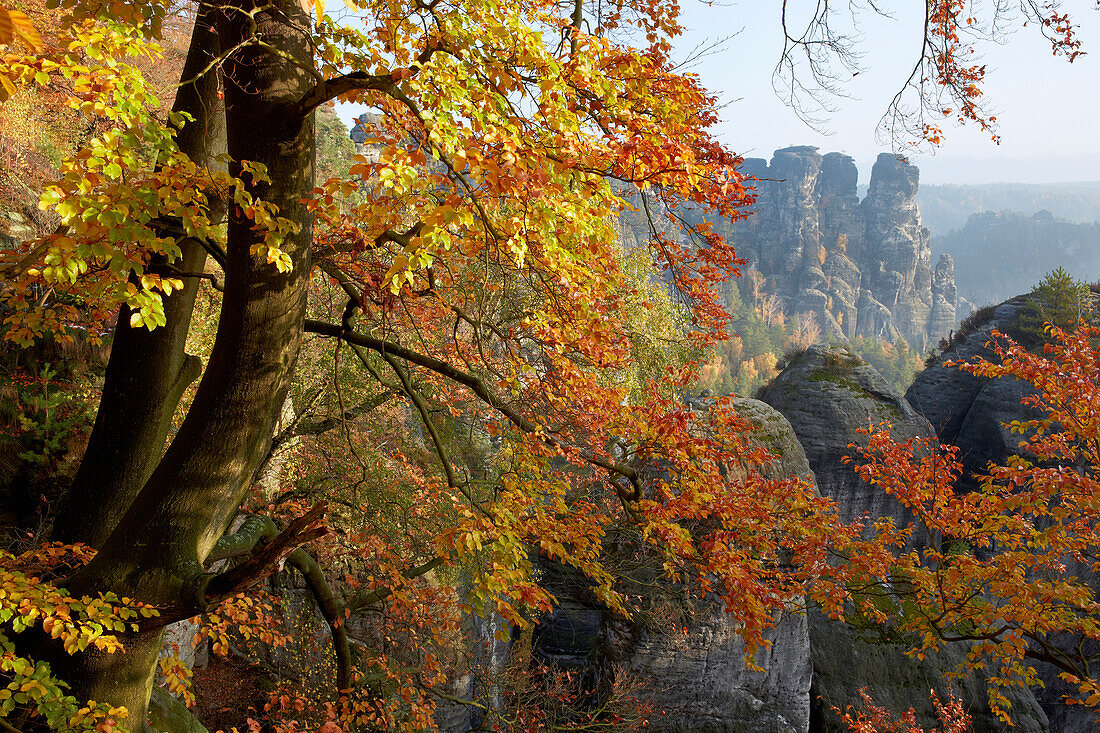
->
xmin=0 ymin=0 xmax=1089 ymax=730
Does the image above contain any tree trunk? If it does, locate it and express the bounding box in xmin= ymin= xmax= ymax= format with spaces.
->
xmin=53 ymin=3 xmax=227 ymax=548
xmin=50 ymin=0 xmax=316 ymax=725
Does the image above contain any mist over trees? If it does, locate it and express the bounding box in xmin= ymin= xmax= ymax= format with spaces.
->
xmin=918 ymin=181 xmax=1100 ymax=234
xmin=933 ymin=210 xmax=1100 ymax=306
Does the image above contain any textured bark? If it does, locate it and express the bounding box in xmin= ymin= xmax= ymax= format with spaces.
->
xmin=53 ymin=3 xmax=227 ymax=548
xmin=50 ymin=0 xmax=316 ymax=725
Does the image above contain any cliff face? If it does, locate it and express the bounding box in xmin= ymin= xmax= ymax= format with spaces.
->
xmin=531 ymin=397 xmax=815 ymax=733
xmin=907 ymin=294 xmax=1100 ymax=733
xmin=760 ymin=346 xmax=1048 ymax=733
xmin=735 ymin=148 xmax=957 ymax=349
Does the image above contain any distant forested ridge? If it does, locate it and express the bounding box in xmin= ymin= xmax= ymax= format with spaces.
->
xmin=917 ymin=181 xmax=1100 ymax=235
xmin=933 ymin=210 xmax=1100 ymax=306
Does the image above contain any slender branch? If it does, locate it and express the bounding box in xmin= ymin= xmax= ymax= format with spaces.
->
xmin=379 ymin=350 xmax=460 ymax=490
xmin=270 ymin=386 xmax=325 ymax=450
xmin=167 ymin=269 xmax=225 ymax=292
xmin=346 ymin=556 xmax=445 ymax=614
xmin=303 ymin=320 xmax=642 ymax=496
xmin=174 ymin=35 xmax=257 ymax=90
xmin=290 ymin=391 xmax=396 ymax=441
xmin=0 ymin=228 xmax=60 ymax=281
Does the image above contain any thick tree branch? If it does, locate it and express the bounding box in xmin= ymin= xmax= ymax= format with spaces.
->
xmin=205 ymin=511 xmax=442 ymax=689
xmin=204 ymin=512 xmax=353 ymax=689
xmin=206 ymin=502 xmax=329 ymax=599
xmin=290 ymin=40 xmax=445 ymax=118
xmin=286 ymin=547 xmax=353 ymax=691
xmin=207 ymin=514 xmax=276 ymax=563
xmin=291 ymin=71 xmax=396 ymax=118
xmin=375 ymin=221 xmax=426 ymax=251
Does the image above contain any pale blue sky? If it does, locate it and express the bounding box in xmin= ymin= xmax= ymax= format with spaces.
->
xmin=676 ymin=1 xmax=1100 ymax=184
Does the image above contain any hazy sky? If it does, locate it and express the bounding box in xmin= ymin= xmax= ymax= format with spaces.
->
xmin=676 ymin=1 xmax=1100 ymax=184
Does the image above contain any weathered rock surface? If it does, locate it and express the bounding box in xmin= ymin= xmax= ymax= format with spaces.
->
xmin=735 ymin=148 xmax=955 ymax=349
xmin=532 ymin=397 xmax=815 ymax=733
xmin=906 ymin=294 xmax=1100 ymax=732
xmin=620 ymin=607 xmax=809 ymax=733
xmin=758 ymin=344 xmax=933 ymax=542
xmin=808 ymin=615 xmax=1048 ymax=733
xmin=148 ymin=687 xmax=209 ymax=733
xmin=928 ymin=254 xmax=959 ymax=339
xmin=759 ymin=345 xmax=1047 ymax=732
xmin=905 ymin=296 xmax=1041 ymax=493
xmin=859 ymin=153 xmax=934 ymax=345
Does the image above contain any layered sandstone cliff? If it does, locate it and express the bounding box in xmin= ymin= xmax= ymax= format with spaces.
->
xmin=734 ymin=148 xmax=957 ymax=350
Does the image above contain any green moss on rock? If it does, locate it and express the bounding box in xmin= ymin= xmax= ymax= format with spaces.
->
xmin=147 ymin=688 xmax=208 ymax=733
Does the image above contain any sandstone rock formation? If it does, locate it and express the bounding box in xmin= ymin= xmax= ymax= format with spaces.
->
xmin=758 ymin=344 xmax=934 ymax=543
xmin=760 ymin=345 xmax=1047 ymax=732
xmin=452 ymin=343 xmax=1074 ymax=731
xmin=532 ymin=397 xmax=815 ymax=733
xmin=907 ymin=295 xmax=1099 ymax=732
xmin=735 ymin=148 xmax=957 ymax=350
xmin=905 ymin=295 xmax=1043 ymax=493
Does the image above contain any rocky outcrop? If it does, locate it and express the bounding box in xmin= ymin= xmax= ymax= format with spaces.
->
xmin=532 ymin=397 xmax=815 ymax=733
xmin=906 ymin=294 xmax=1100 ymax=732
xmin=759 ymin=345 xmax=1047 ymax=732
xmin=758 ymin=344 xmax=934 ymax=543
xmin=809 ymin=619 xmax=1047 ymax=733
xmin=859 ymin=153 xmax=933 ymax=344
xmin=735 ymin=149 xmax=956 ymax=350
xmin=905 ymin=296 xmax=1040 ymax=493
xmin=619 ymin=609 xmax=809 ymax=733
xmin=928 ymin=254 xmax=959 ymax=338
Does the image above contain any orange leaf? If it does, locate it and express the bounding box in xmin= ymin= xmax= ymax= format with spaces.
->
xmin=0 ymin=9 xmax=43 ymax=51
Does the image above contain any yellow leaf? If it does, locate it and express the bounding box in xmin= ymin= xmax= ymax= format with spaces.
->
xmin=0 ymin=9 xmax=43 ymax=51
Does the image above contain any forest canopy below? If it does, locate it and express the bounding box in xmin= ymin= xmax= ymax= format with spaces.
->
xmin=933 ymin=209 xmax=1100 ymax=307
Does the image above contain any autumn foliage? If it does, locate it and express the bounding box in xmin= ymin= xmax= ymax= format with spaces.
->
xmin=0 ymin=0 xmax=1094 ymax=731
xmin=834 ymin=688 xmax=972 ymax=733
xmin=817 ymin=322 xmax=1100 ymax=721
